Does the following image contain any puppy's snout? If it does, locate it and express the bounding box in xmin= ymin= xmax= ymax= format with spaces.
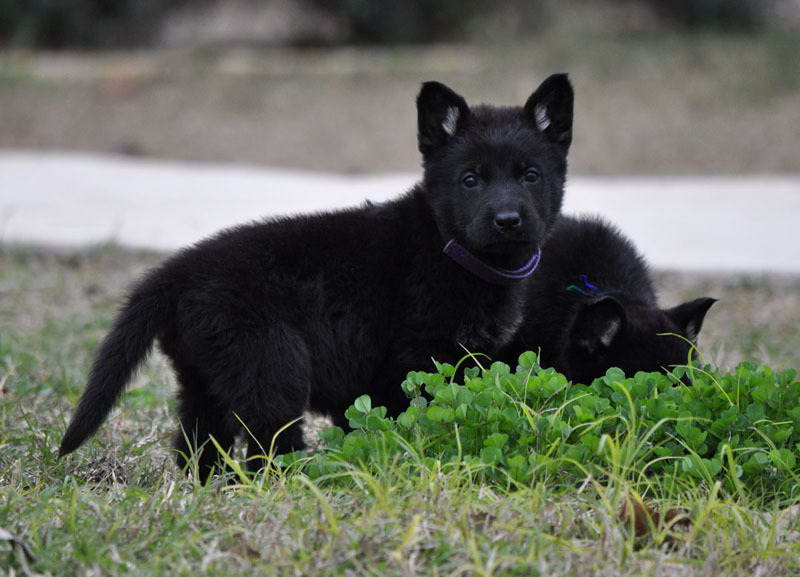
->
xmin=493 ymin=211 xmax=522 ymax=233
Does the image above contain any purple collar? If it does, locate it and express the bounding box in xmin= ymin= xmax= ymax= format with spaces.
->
xmin=443 ymin=239 xmax=542 ymax=286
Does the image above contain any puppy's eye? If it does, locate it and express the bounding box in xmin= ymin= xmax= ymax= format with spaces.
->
xmin=523 ymin=168 xmax=541 ymax=183
xmin=462 ymin=173 xmax=479 ymax=188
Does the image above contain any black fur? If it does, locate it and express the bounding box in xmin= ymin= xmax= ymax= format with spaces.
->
xmin=59 ymin=75 xmax=575 ymax=478
xmin=501 ymin=215 xmax=716 ymax=383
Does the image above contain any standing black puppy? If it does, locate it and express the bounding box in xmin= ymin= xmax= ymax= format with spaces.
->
xmin=501 ymin=215 xmax=716 ymax=384
xmin=60 ymin=75 xmax=575 ymax=478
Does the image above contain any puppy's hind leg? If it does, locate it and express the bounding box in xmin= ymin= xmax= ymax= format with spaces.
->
xmin=222 ymin=325 xmax=313 ymax=475
xmin=173 ymin=385 xmax=239 ymax=482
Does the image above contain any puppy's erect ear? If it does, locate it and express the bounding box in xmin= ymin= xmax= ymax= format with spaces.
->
xmin=524 ymin=73 xmax=574 ymax=150
xmin=666 ymin=297 xmax=717 ymax=342
xmin=417 ymin=81 xmax=470 ymax=155
xmin=570 ymin=297 xmax=626 ymax=356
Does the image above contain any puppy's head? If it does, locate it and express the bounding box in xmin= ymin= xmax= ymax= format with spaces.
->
xmin=417 ymin=74 xmax=573 ymax=265
xmin=562 ymin=296 xmax=717 ymax=384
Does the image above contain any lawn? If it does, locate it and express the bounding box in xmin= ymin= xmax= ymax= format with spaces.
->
xmin=2 ymin=245 xmax=800 ymax=576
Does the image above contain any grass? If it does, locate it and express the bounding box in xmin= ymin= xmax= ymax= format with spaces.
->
xmin=2 ymin=245 xmax=800 ymax=576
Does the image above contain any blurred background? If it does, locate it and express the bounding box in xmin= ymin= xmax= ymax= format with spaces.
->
xmin=1 ymin=0 xmax=799 ymax=369
xmin=1 ymin=0 xmax=799 ymax=173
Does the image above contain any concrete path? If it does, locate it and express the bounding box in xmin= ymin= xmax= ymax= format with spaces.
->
xmin=1 ymin=151 xmax=798 ymax=273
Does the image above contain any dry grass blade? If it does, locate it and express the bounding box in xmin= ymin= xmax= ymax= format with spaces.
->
xmin=0 ymin=526 xmax=39 ymax=577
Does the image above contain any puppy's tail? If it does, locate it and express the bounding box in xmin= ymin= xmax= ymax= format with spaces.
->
xmin=59 ymin=267 xmax=177 ymax=456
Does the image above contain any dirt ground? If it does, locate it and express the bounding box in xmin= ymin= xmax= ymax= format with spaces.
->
xmin=2 ymin=33 xmax=799 ymax=175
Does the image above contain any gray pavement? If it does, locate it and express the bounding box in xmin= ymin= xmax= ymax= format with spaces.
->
xmin=1 ymin=151 xmax=798 ymax=272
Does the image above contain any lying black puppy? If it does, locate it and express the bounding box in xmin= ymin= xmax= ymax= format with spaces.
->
xmin=502 ymin=215 xmax=716 ymax=383
xmin=60 ymin=75 xmax=575 ymax=478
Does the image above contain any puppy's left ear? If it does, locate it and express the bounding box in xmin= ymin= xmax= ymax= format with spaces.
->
xmin=417 ymin=81 xmax=470 ymax=156
xmin=666 ymin=297 xmax=717 ymax=342
xmin=524 ymin=73 xmax=574 ymax=150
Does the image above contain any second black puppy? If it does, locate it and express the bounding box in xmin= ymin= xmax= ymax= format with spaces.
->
xmin=502 ymin=215 xmax=716 ymax=383
xmin=60 ymin=75 xmax=575 ymax=478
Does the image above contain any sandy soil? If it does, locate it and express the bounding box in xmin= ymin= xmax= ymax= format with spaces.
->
xmin=2 ymin=35 xmax=799 ymax=174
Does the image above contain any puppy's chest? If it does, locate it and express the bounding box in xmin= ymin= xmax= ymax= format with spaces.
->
xmin=407 ymin=282 xmax=527 ymax=353
xmin=455 ymin=292 xmax=526 ymax=352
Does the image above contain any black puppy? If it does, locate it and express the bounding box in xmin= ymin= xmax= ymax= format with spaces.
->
xmin=502 ymin=215 xmax=716 ymax=384
xmin=60 ymin=75 xmax=575 ymax=478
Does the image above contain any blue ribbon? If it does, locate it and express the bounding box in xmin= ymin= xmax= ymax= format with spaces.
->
xmin=566 ymin=274 xmax=622 ymax=298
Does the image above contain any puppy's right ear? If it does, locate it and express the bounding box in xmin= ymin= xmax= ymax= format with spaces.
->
xmin=666 ymin=297 xmax=717 ymax=342
xmin=417 ymin=81 xmax=470 ymax=155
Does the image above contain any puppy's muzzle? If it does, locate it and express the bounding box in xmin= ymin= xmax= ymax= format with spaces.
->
xmin=493 ymin=211 xmax=522 ymax=233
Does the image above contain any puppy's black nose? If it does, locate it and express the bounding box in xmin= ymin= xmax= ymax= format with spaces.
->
xmin=494 ymin=211 xmax=522 ymax=232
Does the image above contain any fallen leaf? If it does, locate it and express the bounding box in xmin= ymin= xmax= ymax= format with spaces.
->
xmin=620 ymin=496 xmax=690 ymax=539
